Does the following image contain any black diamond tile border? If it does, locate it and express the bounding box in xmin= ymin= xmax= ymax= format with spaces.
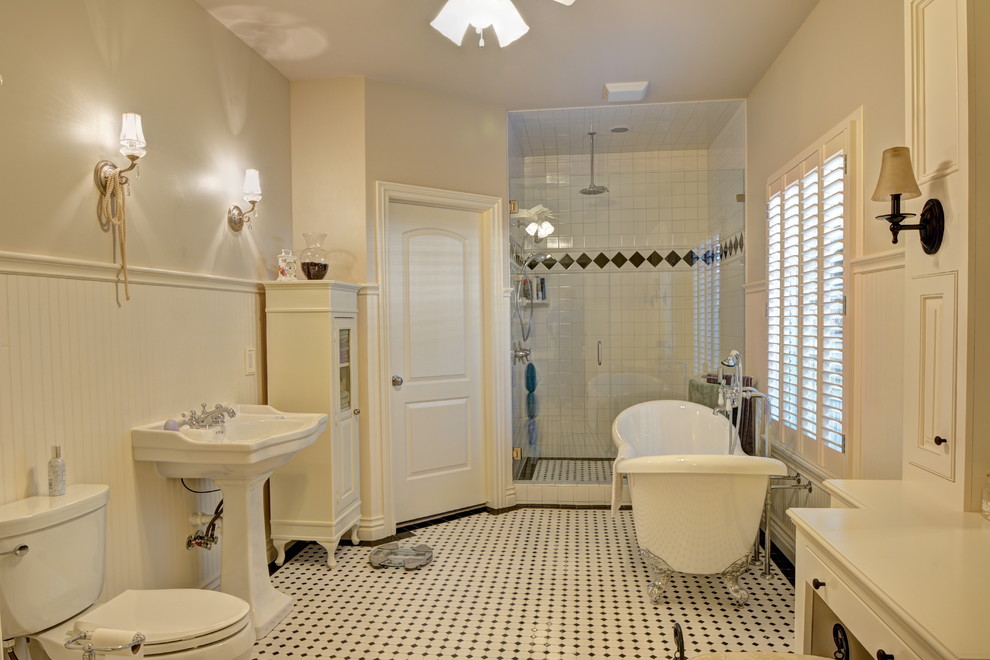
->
xmin=517 ymin=231 xmax=745 ymax=273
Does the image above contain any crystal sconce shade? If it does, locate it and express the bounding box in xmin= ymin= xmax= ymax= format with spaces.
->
xmin=118 ymin=113 xmax=147 ymax=158
xmin=228 ymin=169 xmax=263 ymax=232
xmin=873 ymin=146 xmax=944 ymax=254
xmin=95 ymin=113 xmax=147 ymax=195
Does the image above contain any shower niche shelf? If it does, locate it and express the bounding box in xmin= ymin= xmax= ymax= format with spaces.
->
xmin=522 ymin=299 xmax=549 ymax=307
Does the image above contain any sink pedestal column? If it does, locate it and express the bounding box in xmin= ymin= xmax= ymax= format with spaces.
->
xmin=212 ymin=472 xmax=292 ymax=639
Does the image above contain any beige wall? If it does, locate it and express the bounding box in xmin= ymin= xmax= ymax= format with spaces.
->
xmin=747 ymin=0 xmax=906 ymax=279
xmin=365 ymin=79 xmax=508 ymax=283
xmin=290 ymin=78 xmax=368 ymax=282
xmin=0 ymin=0 xmax=292 ymax=280
xmin=0 ymin=0 xmax=288 ymax=620
xmin=290 ymin=77 xmax=508 ymax=284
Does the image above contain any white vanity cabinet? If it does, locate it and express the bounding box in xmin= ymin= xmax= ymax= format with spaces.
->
xmin=789 ymin=480 xmax=990 ymax=660
xmin=263 ymin=281 xmax=362 ymax=568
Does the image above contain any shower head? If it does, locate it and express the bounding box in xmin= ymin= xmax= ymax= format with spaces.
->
xmin=579 ymin=183 xmax=609 ymax=196
xmin=579 ymin=131 xmax=609 ymax=196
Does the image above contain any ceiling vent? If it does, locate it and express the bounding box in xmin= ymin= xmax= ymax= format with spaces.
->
xmin=602 ymin=81 xmax=650 ymax=103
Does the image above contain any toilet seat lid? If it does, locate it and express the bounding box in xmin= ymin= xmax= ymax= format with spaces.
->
xmin=74 ymin=589 xmax=250 ymax=645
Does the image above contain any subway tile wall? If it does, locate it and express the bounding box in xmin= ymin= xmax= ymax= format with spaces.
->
xmin=512 ymin=149 xmax=712 ymax=461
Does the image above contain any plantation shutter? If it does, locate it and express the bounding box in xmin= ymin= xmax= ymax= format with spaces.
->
xmin=766 ymin=131 xmax=847 ymax=472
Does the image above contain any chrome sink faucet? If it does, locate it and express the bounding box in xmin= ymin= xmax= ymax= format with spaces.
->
xmin=182 ymin=403 xmax=237 ymax=429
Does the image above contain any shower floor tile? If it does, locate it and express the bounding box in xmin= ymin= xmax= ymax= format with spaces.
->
xmin=531 ymin=459 xmax=613 ymax=483
xmin=253 ymin=508 xmax=794 ymax=659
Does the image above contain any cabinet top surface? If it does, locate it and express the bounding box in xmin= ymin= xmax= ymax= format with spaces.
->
xmin=264 ymin=280 xmax=362 ymax=291
xmin=788 ymin=479 xmax=990 ymax=659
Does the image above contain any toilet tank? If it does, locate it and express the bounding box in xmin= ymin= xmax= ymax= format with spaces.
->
xmin=0 ymin=484 xmax=108 ymax=640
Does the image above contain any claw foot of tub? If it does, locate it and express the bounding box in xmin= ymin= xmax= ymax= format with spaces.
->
xmin=640 ymin=548 xmax=675 ymax=604
xmin=720 ymin=554 xmax=752 ymax=605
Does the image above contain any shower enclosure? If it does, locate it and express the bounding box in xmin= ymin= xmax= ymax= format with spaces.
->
xmin=509 ymin=101 xmax=747 ymax=487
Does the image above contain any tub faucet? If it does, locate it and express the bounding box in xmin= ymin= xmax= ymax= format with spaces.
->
xmin=182 ymin=403 xmax=236 ymax=429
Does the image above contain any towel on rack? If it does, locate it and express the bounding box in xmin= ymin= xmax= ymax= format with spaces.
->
xmin=526 ymin=392 xmax=539 ymax=419
xmin=525 ymin=362 xmax=539 ymax=393
xmin=705 ymin=373 xmax=757 ymax=455
xmin=688 ymin=379 xmax=720 ymax=409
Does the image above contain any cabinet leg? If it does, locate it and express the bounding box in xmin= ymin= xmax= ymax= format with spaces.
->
xmin=273 ymin=539 xmax=289 ymax=567
xmin=318 ymin=541 xmax=338 ymax=569
xmin=351 ymin=525 xmax=360 ymax=545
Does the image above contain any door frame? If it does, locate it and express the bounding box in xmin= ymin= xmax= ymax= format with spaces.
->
xmin=370 ymin=181 xmax=511 ymax=537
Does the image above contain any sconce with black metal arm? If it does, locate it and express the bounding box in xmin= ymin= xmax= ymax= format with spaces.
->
xmin=873 ymin=146 xmax=944 ymax=255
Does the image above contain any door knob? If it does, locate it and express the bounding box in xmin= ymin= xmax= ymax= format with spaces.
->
xmin=934 ymin=435 xmax=948 ymax=446
xmin=812 ymin=578 xmax=826 ymax=590
xmin=392 ymin=375 xmax=404 ymax=387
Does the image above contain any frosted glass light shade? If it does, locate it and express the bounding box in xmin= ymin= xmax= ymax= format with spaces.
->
xmin=118 ymin=113 xmax=146 ymax=158
xmin=243 ymin=169 xmax=262 ymax=203
xmin=431 ymin=0 xmax=529 ymax=47
xmin=872 ymin=146 xmax=921 ymax=202
xmin=525 ymin=220 xmax=554 ymax=239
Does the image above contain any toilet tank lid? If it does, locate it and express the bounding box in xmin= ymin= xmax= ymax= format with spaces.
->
xmin=0 ymin=484 xmax=109 ymax=539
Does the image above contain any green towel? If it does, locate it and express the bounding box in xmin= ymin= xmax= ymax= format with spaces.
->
xmin=688 ymin=378 xmax=720 ymax=409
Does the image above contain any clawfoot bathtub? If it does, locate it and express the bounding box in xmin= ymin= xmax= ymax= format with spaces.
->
xmin=612 ymin=400 xmax=786 ymax=604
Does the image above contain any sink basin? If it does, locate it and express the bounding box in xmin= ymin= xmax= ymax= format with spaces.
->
xmin=131 ymin=404 xmax=327 ymax=639
xmin=132 ymin=404 xmax=327 ymax=479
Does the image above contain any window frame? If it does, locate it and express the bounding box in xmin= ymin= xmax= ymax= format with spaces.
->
xmin=765 ymin=121 xmax=856 ymax=477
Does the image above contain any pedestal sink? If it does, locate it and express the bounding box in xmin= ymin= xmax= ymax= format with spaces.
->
xmin=132 ymin=405 xmax=327 ymax=639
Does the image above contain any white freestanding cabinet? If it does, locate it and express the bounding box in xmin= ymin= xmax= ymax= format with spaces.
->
xmin=264 ymin=281 xmax=362 ymax=568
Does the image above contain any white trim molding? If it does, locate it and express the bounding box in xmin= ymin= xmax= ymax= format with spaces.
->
xmin=0 ymin=250 xmax=262 ymax=294
xmin=357 ymin=284 xmax=390 ymax=541
xmin=848 ymin=249 xmax=906 ymax=275
xmin=373 ymin=182 xmax=510 ymax=534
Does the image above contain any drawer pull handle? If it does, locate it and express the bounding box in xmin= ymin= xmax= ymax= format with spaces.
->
xmin=812 ymin=578 xmax=826 ymax=590
xmin=934 ymin=435 xmax=948 ymax=446
xmin=876 ymin=651 xmax=894 ymax=660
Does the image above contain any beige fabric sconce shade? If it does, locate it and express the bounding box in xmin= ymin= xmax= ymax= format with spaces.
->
xmin=872 ymin=146 xmax=922 ymax=201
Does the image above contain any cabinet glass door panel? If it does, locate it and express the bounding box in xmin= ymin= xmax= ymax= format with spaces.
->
xmin=338 ymin=328 xmax=352 ymax=412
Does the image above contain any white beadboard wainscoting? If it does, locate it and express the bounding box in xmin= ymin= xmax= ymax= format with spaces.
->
xmin=754 ymin=250 xmax=907 ymax=560
xmin=0 ymin=252 xmax=264 ymax=601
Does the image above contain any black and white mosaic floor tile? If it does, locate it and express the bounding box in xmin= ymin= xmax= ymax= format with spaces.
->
xmin=254 ymin=509 xmax=794 ymax=659
xmin=531 ymin=459 xmax=613 ymax=483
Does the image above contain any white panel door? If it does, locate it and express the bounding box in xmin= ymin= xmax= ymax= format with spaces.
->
xmin=388 ymin=201 xmax=485 ymax=523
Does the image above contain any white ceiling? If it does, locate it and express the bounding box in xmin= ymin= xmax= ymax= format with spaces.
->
xmin=196 ymin=0 xmax=819 ymax=111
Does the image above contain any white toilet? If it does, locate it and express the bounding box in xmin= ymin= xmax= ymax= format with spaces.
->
xmin=0 ymin=484 xmax=255 ymax=659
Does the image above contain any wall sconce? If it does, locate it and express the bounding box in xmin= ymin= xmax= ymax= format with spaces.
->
xmin=94 ymin=113 xmax=147 ymax=303
xmin=512 ymin=204 xmax=555 ymax=243
xmin=227 ymin=169 xmax=262 ymax=232
xmin=94 ymin=112 xmax=146 ymax=197
xmin=872 ymin=146 xmax=944 ymax=254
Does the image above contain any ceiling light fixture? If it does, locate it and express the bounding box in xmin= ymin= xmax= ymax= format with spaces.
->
xmin=431 ymin=0 xmax=574 ymax=48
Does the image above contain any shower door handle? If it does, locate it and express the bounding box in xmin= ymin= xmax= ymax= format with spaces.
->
xmin=597 ymin=341 xmax=603 ymax=366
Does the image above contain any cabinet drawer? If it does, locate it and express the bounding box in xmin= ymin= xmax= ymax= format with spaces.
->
xmin=800 ymin=544 xmax=921 ymax=660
